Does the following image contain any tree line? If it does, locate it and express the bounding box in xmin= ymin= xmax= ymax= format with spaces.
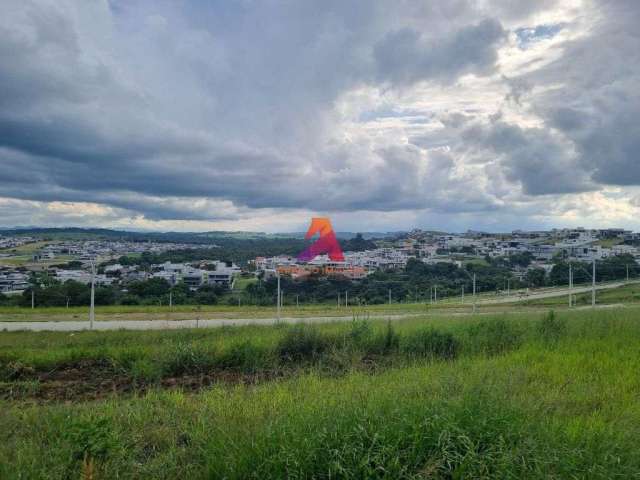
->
xmin=1 ymin=254 xmax=637 ymax=308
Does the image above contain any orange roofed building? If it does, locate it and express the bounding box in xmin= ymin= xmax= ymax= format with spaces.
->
xmin=276 ymin=262 xmax=367 ymax=280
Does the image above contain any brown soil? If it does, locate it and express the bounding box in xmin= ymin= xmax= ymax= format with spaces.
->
xmin=0 ymin=363 xmax=285 ymax=403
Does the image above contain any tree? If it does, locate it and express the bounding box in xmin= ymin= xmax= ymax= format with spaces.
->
xmin=525 ymin=268 xmax=547 ymax=287
xmin=508 ymin=252 xmax=533 ymax=268
xmin=341 ymin=233 xmax=376 ymax=252
xmin=127 ymin=278 xmax=171 ymax=298
xmin=195 ymin=285 xmax=218 ymax=305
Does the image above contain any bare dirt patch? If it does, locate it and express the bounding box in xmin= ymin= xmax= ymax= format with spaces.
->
xmin=0 ymin=362 xmax=285 ymax=403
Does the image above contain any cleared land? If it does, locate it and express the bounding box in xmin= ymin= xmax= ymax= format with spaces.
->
xmin=1 ymin=307 xmax=640 ymax=478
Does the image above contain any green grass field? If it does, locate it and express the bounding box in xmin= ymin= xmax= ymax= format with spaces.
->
xmin=2 ymin=307 xmax=640 ymax=478
xmin=0 ymin=240 xmax=53 ymax=255
xmin=519 ymin=282 xmax=640 ymax=307
xmin=232 ymin=276 xmax=258 ymax=290
xmin=0 ymin=301 xmax=463 ymax=322
xmin=3 ymin=282 xmax=639 ymax=322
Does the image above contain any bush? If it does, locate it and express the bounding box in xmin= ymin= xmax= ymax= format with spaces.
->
xmin=119 ymin=295 xmax=140 ymax=306
xmin=161 ymin=343 xmax=215 ymax=376
xmin=217 ymin=341 xmax=271 ymax=372
xmin=277 ymin=325 xmax=329 ymax=362
xmin=64 ymin=417 xmax=118 ymax=463
xmin=537 ymin=310 xmax=567 ymax=344
xmin=468 ymin=319 xmax=521 ymax=356
xmin=347 ymin=316 xmax=373 ymax=350
xmin=367 ymin=321 xmax=400 ymax=355
xmin=128 ymin=358 xmax=163 ymax=383
xmin=401 ymin=328 xmax=458 ymax=360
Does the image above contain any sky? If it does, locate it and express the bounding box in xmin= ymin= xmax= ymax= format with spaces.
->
xmin=1 ymin=0 xmax=639 ymax=233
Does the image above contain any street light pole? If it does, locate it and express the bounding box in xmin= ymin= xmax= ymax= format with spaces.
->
xmin=592 ymin=259 xmax=596 ymax=308
xmin=472 ymin=273 xmax=477 ymax=314
xmin=89 ymin=260 xmax=95 ymax=330
xmin=627 ymin=264 xmax=629 ymax=282
xmin=569 ymin=263 xmax=572 ymax=308
xmin=276 ymin=271 xmax=281 ymax=322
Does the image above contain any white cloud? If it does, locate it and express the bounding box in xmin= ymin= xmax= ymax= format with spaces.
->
xmin=0 ymin=0 xmax=638 ymax=232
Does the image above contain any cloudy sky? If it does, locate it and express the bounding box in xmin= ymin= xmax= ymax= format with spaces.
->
xmin=1 ymin=0 xmax=639 ymax=233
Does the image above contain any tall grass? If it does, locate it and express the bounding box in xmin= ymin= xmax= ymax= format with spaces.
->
xmin=2 ymin=308 xmax=640 ymax=382
xmin=2 ymin=308 xmax=640 ymax=478
xmin=2 ymin=326 xmax=640 ymax=478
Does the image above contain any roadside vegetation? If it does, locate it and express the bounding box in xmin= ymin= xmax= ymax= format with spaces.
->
xmin=519 ymin=282 xmax=640 ymax=307
xmin=1 ymin=308 xmax=640 ymax=478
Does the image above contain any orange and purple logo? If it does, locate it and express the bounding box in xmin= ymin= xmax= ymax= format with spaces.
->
xmin=297 ymin=217 xmax=345 ymax=262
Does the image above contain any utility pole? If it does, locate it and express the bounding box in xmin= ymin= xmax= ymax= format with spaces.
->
xmin=345 ymin=290 xmax=348 ymax=307
xmin=89 ymin=260 xmax=95 ymax=330
xmin=568 ymin=264 xmax=572 ymax=308
xmin=472 ymin=273 xmax=477 ymax=314
xmin=434 ymin=285 xmax=437 ymax=303
xmin=31 ymin=289 xmax=34 ymax=309
xmin=626 ymin=264 xmax=629 ymax=282
xmin=461 ymin=285 xmax=464 ymax=304
xmin=169 ymin=290 xmax=173 ymax=310
xmin=592 ymin=259 xmax=596 ymax=308
xmin=296 ymin=294 xmax=299 ymax=308
xmin=507 ymin=278 xmax=510 ymax=297
xmin=388 ymin=289 xmax=391 ymax=305
xmin=276 ymin=271 xmax=281 ymax=322
xmin=338 ymin=292 xmax=341 ymax=308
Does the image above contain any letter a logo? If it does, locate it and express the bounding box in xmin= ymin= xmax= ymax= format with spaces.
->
xmin=297 ymin=217 xmax=345 ymax=262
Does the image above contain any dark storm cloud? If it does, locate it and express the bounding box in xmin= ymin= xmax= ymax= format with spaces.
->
xmin=0 ymin=0 xmax=639 ymax=226
xmin=0 ymin=0 xmax=513 ymax=221
xmin=513 ymin=0 xmax=640 ymax=188
xmin=373 ymin=19 xmax=506 ymax=85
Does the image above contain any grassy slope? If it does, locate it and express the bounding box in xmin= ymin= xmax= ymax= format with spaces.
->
xmin=520 ymin=282 xmax=640 ymax=307
xmin=0 ymin=240 xmax=52 ymax=254
xmin=1 ymin=309 xmax=640 ymax=478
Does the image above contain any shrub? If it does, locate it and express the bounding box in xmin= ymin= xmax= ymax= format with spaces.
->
xmin=537 ymin=310 xmax=567 ymax=344
xmin=217 ymin=341 xmax=271 ymax=372
xmin=468 ymin=319 xmax=522 ymax=356
xmin=401 ymin=328 xmax=459 ymax=360
xmin=277 ymin=325 xmax=329 ymax=363
xmin=161 ymin=342 xmax=214 ymax=376
xmin=367 ymin=321 xmax=400 ymax=355
xmin=347 ymin=316 xmax=373 ymax=350
xmin=119 ymin=295 xmax=140 ymax=306
xmin=128 ymin=358 xmax=163 ymax=383
xmin=64 ymin=417 xmax=118 ymax=463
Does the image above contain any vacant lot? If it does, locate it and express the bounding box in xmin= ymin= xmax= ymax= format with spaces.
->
xmin=1 ymin=308 xmax=640 ymax=478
